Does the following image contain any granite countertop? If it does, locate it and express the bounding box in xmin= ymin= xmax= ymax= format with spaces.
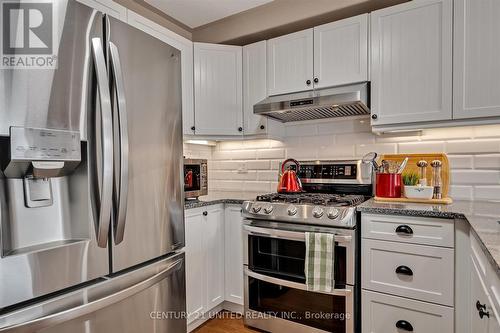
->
xmin=184 ymin=198 xmax=246 ymax=209
xmin=358 ymin=198 xmax=500 ymax=275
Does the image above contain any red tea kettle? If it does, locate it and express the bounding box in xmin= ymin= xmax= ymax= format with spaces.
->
xmin=278 ymin=159 xmax=303 ymax=193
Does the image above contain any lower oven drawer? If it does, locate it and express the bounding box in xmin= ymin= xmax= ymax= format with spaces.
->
xmin=362 ymin=239 xmax=454 ymax=306
xmin=362 ymin=290 xmax=454 ymax=333
xmin=244 ymin=268 xmax=354 ymax=333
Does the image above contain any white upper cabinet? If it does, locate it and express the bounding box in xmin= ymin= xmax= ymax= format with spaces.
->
xmin=76 ymin=0 xmax=126 ymax=21
xmin=314 ymin=14 xmax=368 ymax=89
xmin=126 ymin=11 xmax=194 ymax=135
xmin=370 ymin=0 xmax=453 ymax=126
xmin=267 ymin=29 xmax=314 ymax=96
xmin=194 ymin=43 xmax=243 ymax=136
xmin=453 ymin=0 xmax=500 ymax=120
xmin=243 ymin=41 xmax=268 ymax=135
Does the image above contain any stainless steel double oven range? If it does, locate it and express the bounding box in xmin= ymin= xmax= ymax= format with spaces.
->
xmin=242 ymin=160 xmax=373 ymax=333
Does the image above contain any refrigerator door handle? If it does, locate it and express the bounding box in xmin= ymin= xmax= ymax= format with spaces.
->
xmin=109 ymin=42 xmax=129 ymax=245
xmin=0 ymin=257 xmax=183 ymax=333
xmin=91 ymin=37 xmax=114 ymax=248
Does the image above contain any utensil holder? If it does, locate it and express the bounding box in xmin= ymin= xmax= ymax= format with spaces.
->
xmin=376 ymin=173 xmax=402 ymax=198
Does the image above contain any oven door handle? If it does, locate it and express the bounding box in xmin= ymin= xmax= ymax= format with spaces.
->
xmin=244 ymin=268 xmax=352 ymax=297
xmin=243 ymin=225 xmax=352 ymax=243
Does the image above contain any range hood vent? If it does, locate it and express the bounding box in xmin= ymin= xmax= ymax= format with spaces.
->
xmin=254 ymin=83 xmax=370 ymax=123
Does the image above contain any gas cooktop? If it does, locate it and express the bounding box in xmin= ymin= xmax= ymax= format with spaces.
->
xmin=255 ymin=193 xmax=366 ymax=207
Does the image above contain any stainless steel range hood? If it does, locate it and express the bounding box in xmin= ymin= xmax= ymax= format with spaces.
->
xmin=254 ymin=83 xmax=370 ymax=122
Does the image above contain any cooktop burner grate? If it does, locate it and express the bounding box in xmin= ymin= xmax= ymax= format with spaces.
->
xmin=255 ymin=193 xmax=366 ymax=207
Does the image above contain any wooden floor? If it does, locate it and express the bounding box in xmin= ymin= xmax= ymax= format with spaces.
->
xmin=193 ymin=311 xmax=260 ymax=333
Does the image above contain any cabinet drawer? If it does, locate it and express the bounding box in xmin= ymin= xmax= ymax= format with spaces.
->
xmin=362 ymin=213 xmax=454 ymax=248
xmin=362 ymin=239 xmax=454 ymax=306
xmin=362 ymin=290 xmax=454 ymax=333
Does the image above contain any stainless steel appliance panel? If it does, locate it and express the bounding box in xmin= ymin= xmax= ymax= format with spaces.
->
xmin=105 ymin=17 xmax=184 ymax=273
xmin=0 ymin=0 xmax=98 ymax=138
xmin=0 ymin=253 xmax=186 ymax=333
xmin=0 ymin=4 xmax=110 ymax=308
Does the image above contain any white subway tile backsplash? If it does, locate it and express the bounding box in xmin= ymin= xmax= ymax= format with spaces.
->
xmin=247 ymin=160 xmax=271 ymax=170
xmin=356 ymin=143 xmax=397 ymax=157
xmin=285 ymin=123 xmax=318 ymax=137
xmin=398 ymin=141 xmax=445 ymax=154
xmin=446 ymin=140 xmax=500 ymax=154
xmin=474 ymin=186 xmax=500 ymax=201
xmin=256 ymin=148 xmax=285 ymax=159
xmin=474 ymin=155 xmax=500 ymax=169
xmin=449 ymin=185 xmax=473 ymax=200
xmin=448 ymin=155 xmax=473 ymax=169
xmin=257 ymin=170 xmax=279 ymax=181
xmin=317 ymin=144 xmax=355 ymax=159
xmin=189 ymin=118 xmax=500 ymax=202
xmin=244 ymin=181 xmax=272 ymax=192
xmin=451 ymin=170 xmax=500 ymax=185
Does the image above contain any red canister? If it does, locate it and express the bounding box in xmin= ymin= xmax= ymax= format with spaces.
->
xmin=376 ymin=173 xmax=402 ymax=198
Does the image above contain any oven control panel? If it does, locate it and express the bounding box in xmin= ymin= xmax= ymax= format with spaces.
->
xmin=290 ymin=160 xmax=372 ymax=185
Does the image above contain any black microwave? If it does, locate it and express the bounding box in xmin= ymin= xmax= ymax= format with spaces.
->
xmin=183 ymin=159 xmax=208 ymax=199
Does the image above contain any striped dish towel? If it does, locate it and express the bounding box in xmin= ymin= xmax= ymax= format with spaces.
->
xmin=305 ymin=232 xmax=335 ymax=293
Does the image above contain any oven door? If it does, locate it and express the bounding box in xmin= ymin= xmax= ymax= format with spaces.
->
xmin=243 ymin=221 xmax=355 ymax=333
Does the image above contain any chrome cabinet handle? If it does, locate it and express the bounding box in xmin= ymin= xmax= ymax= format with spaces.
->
xmin=91 ymin=37 xmax=114 ymax=248
xmin=0 ymin=258 xmax=183 ymax=333
xmin=244 ymin=268 xmax=351 ymax=297
xmin=109 ymin=42 xmax=129 ymax=245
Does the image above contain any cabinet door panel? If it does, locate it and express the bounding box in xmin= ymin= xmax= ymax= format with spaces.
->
xmin=194 ymin=43 xmax=242 ymax=135
xmin=453 ymin=0 xmax=500 ymax=119
xmin=267 ymin=29 xmax=313 ymax=96
xmin=204 ymin=206 xmax=225 ymax=309
xmin=314 ymin=14 xmax=368 ymax=88
xmin=370 ymin=0 xmax=452 ymax=126
xmin=243 ymin=41 xmax=267 ymax=135
xmin=185 ymin=212 xmax=205 ymax=324
xmin=224 ymin=206 xmax=244 ymax=305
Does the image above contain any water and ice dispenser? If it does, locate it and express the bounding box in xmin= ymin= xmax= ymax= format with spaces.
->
xmin=0 ymin=127 xmax=88 ymax=256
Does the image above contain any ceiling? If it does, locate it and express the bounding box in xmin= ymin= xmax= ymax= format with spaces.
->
xmin=143 ymin=0 xmax=274 ymax=28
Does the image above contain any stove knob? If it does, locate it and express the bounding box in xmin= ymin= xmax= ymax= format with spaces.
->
xmin=312 ymin=206 xmax=324 ymax=218
xmin=252 ymin=205 xmax=262 ymax=213
xmin=327 ymin=208 xmax=340 ymax=219
xmin=287 ymin=205 xmax=298 ymax=216
xmin=263 ymin=204 xmax=274 ymax=214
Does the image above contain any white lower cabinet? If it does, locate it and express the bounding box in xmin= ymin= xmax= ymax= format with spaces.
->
xmin=224 ymin=205 xmax=244 ymax=305
xmin=185 ymin=210 xmax=205 ymax=323
xmin=362 ymin=290 xmax=454 ymax=333
xmin=185 ymin=204 xmax=245 ymax=328
xmin=469 ymin=231 xmax=500 ymax=333
xmin=185 ymin=204 xmax=225 ymax=325
xmin=362 ymin=238 xmax=454 ymax=306
xmin=361 ymin=213 xmax=455 ymax=332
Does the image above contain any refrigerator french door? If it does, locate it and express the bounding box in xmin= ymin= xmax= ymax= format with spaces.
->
xmin=0 ymin=0 xmax=185 ymax=331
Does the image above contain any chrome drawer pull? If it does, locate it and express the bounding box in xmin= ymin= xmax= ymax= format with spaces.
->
xmin=395 ymin=320 xmax=413 ymax=331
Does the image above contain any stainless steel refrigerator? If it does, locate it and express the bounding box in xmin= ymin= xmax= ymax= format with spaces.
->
xmin=0 ymin=0 xmax=186 ymax=331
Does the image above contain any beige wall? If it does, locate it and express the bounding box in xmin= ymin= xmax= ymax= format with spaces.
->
xmin=192 ymin=0 xmax=408 ymax=45
xmin=115 ymin=0 xmax=193 ymax=40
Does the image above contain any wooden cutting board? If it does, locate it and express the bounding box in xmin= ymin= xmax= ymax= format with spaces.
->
xmin=375 ymin=153 xmax=452 ymax=204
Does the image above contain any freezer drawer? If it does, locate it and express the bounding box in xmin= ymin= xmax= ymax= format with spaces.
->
xmin=0 ymin=252 xmax=186 ymax=333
